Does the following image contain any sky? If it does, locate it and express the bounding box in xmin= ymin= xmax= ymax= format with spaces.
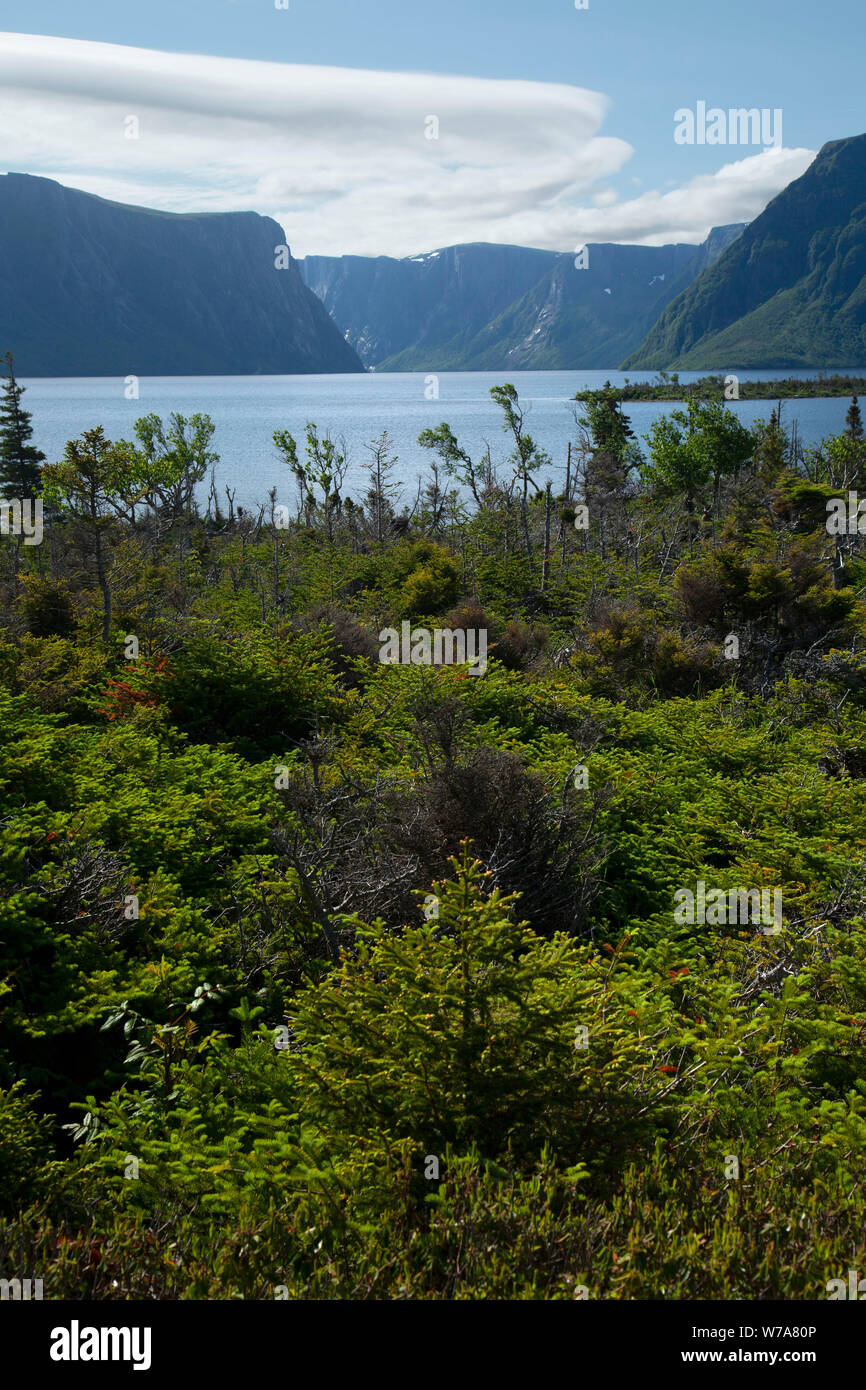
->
xmin=0 ymin=0 xmax=862 ymax=258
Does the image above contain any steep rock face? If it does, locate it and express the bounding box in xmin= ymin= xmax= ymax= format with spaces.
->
xmin=623 ymin=135 xmax=866 ymax=369
xmin=299 ymin=243 xmax=559 ymax=368
xmin=448 ymin=240 xmax=717 ymax=370
xmin=643 ymin=223 xmax=746 ymax=315
xmin=300 ymin=228 xmax=745 ymax=370
xmin=0 ymin=173 xmax=363 ymax=376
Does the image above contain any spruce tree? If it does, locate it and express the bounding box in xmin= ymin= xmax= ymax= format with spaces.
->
xmin=577 ymin=382 xmax=635 ymax=463
xmin=845 ymin=394 xmax=864 ymax=440
xmin=288 ymin=846 xmax=658 ymax=1171
xmin=753 ymin=406 xmax=787 ymax=485
xmin=577 ymin=386 xmax=642 ymax=555
xmin=0 ymin=352 xmax=45 ymax=498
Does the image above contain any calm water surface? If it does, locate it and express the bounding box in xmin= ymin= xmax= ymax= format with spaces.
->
xmin=21 ymin=370 xmax=866 ymax=510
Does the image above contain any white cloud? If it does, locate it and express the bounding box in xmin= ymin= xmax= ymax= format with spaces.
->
xmin=502 ymin=146 xmax=817 ymax=249
xmin=0 ymin=32 xmax=814 ymax=257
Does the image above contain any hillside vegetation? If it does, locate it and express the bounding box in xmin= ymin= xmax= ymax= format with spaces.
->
xmin=2 ymin=366 xmax=866 ymax=1298
xmin=624 ymin=135 xmax=866 ymax=370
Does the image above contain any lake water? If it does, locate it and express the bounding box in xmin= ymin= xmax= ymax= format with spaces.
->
xmin=21 ymin=369 xmax=866 ymax=511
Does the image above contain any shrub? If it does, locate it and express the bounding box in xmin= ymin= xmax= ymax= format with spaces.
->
xmin=18 ymin=576 xmax=75 ymax=638
xmin=295 ymin=605 xmax=379 ymax=684
xmin=392 ymin=541 xmax=461 ymax=617
xmin=288 ymin=850 xmax=663 ymax=1173
xmin=492 ymin=619 xmax=549 ymax=671
xmin=0 ymin=1084 xmax=55 ymax=1214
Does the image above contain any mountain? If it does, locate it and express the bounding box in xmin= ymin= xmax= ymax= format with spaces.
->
xmin=427 ymin=233 xmax=746 ymax=371
xmin=299 ymin=227 xmax=745 ymax=371
xmin=299 ymin=243 xmax=560 ymax=368
xmin=623 ymin=135 xmax=866 ymax=370
xmin=0 ymin=173 xmax=363 ymax=376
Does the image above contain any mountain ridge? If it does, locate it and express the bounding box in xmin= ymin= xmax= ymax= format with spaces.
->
xmin=623 ymin=135 xmax=866 ymax=369
xmin=299 ymin=227 xmax=746 ymax=371
xmin=0 ymin=173 xmax=363 ymax=376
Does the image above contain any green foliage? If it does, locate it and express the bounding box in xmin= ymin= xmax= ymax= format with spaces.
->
xmin=127 ymin=624 xmax=339 ymax=753
xmin=391 ymin=539 xmax=461 ymax=616
xmin=3 ymin=383 xmax=866 ymax=1299
xmin=0 ymin=1083 xmax=55 ymax=1213
xmin=577 ymin=381 xmax=637 ymax=464
xmin=18 ymin=575 xmax=76 ymax=638
xmin=131 ymin=413 xmax=217 ymax=519
xmin=289 ymin=850 xmax=663 ymax=1172
xmin=0 ymin=352 xmax=45 ymax=498
xmin=42 ymin=428 xmax=146 ymax=522
xmin=644 ymin=397 xmax=753 ymax=505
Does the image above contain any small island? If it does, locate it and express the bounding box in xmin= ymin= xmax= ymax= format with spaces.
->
xmin=577 ymin=372 xmax=866 ymax=402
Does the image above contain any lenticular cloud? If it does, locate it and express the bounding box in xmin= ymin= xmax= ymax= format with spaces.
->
xmin=0 ymin=31 xmax=811 ymax=256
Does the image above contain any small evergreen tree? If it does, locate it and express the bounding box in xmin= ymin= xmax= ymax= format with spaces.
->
xmin=361 ymin=429 xmax=401 ymax=542
xmin=288 ymin=847 xmax=658 ymax=1172
xmin=577 ymin=382 xmax=636 ymax=463
xmin=846 ymin=394 xmax=864 ymax=440
xmin=753 ymin=406 xmax=787 ymax=484
xmin=575 ymin=386 xmax=644 ymax=558
xmin=0 ymin=352 xmax=45 ymax=498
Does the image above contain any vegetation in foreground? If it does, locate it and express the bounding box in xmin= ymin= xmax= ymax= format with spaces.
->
xmin=1 ymin=360 xmax=866 ymax=1299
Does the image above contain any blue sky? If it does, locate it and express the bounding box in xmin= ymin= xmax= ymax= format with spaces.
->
xmin=0 ymin=1 xmax=862 ymax=255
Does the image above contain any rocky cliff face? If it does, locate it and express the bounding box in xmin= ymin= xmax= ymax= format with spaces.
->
xmin=623 ymin=136 xmax=866 ymax=369
xmin=299 ymin=228 xmax=745 ymax=370
xmin=0 ymin=174 xmax=363 ymax=376
xmin=447 ymin=239 xmax=730 ymax=371
xmin=300 ymin=243 xmax=559 ymax=368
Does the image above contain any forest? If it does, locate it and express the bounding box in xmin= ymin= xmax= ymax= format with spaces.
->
xmin=1 ymin=359 xmax=865 ymax=1300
